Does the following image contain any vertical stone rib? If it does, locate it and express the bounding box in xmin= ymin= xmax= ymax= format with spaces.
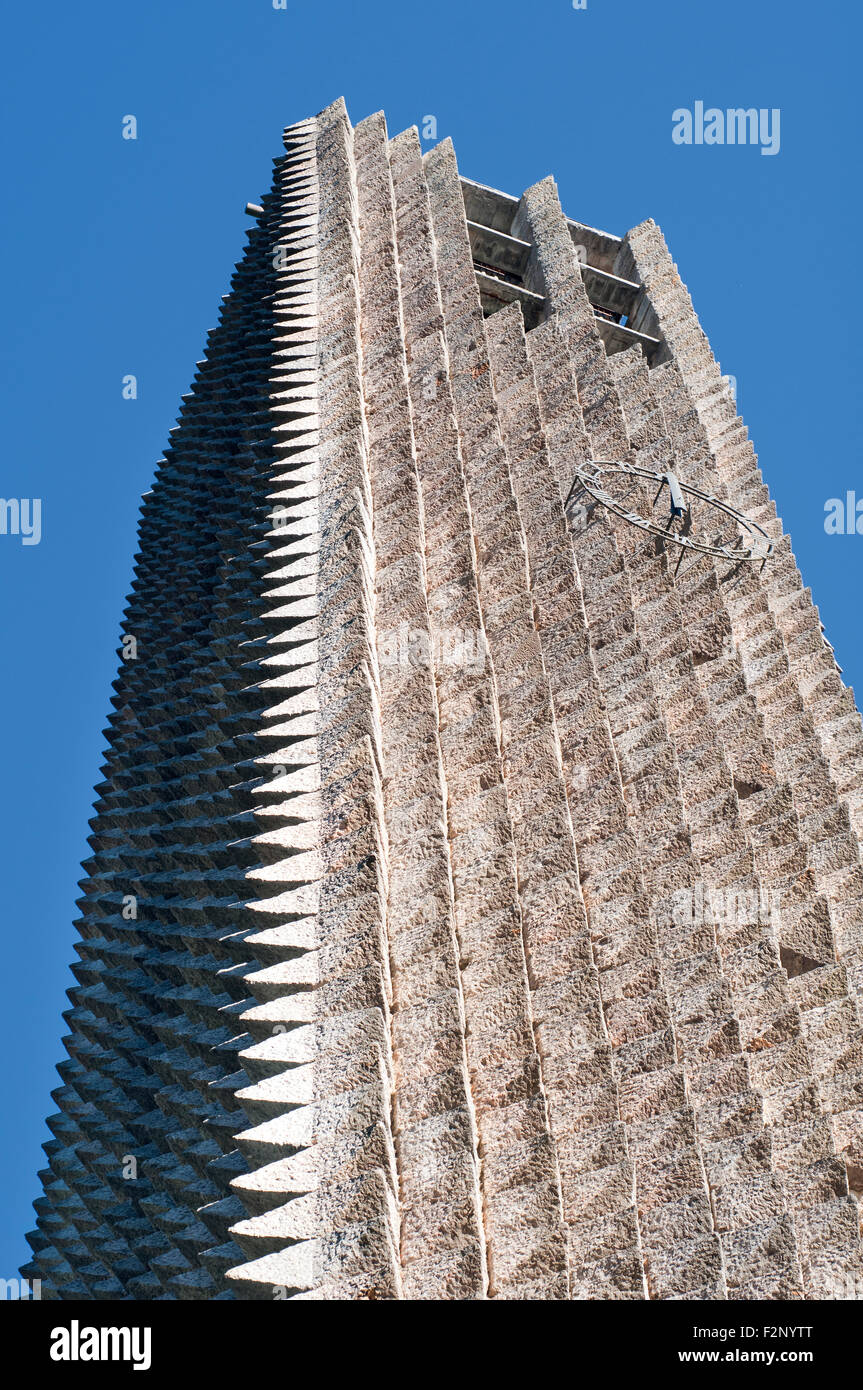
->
xmin=388 ymin=127 xmax=569 ymax=1298
xmin=353 ymin=111 xmax=487 ymax=1300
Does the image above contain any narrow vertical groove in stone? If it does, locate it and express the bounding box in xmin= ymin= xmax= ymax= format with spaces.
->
xmin=24 ymin=102 xmax=863 ymax=1302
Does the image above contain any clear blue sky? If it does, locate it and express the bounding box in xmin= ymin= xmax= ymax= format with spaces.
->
xmin=1 ymin=0 xmax=859 ymax=1277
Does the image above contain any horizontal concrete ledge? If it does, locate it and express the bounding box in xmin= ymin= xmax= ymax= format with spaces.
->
xmin=567 ymin=219 xmax=623 ymax=274
xmin=582 ymin=263 xmax=641 ymax=318
xmin=460 ymin=175 xmax=520 ymax=234
xmin=461 ymin=174 xmax=623 ymax=259
xmin=467 ymin=220 xmax=531 ymax=280
xmin=475 ymin=270 xmax=546 ymax=329
xmin=594 ymin=315 xmax=661 ymax=356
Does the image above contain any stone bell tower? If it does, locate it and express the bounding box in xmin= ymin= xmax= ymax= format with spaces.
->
xmin=25 ymin=98 xmax=863 ymax=1301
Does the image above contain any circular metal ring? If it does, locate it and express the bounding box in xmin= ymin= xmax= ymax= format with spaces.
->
xmin=565 ymin=459 xmax=773 ymax=567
